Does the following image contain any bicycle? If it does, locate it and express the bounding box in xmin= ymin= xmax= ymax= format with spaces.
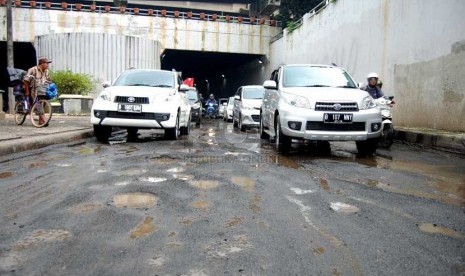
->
xmin=14 ymin=80 xmax=52 ymax=128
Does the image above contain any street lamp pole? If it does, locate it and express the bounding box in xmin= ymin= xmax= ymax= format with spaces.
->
xmin=7 ymin=0 xmax=15 ymax=114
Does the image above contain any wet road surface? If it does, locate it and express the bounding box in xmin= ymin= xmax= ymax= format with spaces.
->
xmin=0 ymin=121 xmax=464 ymax=275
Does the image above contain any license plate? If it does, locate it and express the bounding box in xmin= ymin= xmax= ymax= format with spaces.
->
xmin=118 ymin=104 xmax=142 ymax=113
xmin=324 ymin=113 xmax=353 ymax=124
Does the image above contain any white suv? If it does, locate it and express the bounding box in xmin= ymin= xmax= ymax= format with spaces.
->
xmin=91 ymin=69 xmax=191 ymax=142
xmin=260 ymin=64 xmax=382 ymax=154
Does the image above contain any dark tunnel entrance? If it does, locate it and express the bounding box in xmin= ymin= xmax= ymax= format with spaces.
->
xmin=0 ymin=42 xmax=37 ymax=112
xmin=160 ymin=49 xmax=268 ymax=100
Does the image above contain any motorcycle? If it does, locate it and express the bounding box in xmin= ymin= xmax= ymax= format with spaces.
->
xmin=205 ymin=102 xmax=217 ymax=119
xmin=375 ymin=96 xmax=395 ymax=148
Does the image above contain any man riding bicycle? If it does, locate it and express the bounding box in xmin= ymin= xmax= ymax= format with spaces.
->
xmin=24 ymin=57 xmax=52 ymax=126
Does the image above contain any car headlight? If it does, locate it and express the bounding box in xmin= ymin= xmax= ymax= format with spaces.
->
xmin=192 ymin=103 xmax=200 ymax=109
xmin=99 ymin=92 xmax=112 ymax=101
xmin=360 ymin=96 xmax=376 ymax=110
xmin=381 ymin=109 xmax=391 ymax=117
xmin=282 ymin=93 xmax=312 ymax=109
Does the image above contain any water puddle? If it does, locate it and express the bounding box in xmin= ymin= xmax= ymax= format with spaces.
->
xmin=56 ymin=163 xmax=72 ymax=168
xmin=14 ymin=229 xmax=72 ymax=250
xmin=139 ymin=177 xmax=167 ymax=183
xmin=117 ymin=168 xmax=147 ymax=176
xmin=268 ymin=155 xmax=301 ymax=169
xmin=130 ymin=217 xmax=156 ymax=239
xmin=231 ymin=176 xmax=255 ymax=192
xmin=0 ymin=172 xmax=15 ymax=179
xmin=225 ymin=217 xmax=244 ymax=228
xmin=179 ymin=218 xmax=193 ymax=226
xmin=172 ymin=174 xmax=194 ymax=181
xmin=313 ymin=247 xmax=326 ymax=256
xmin=29 ymin=162 xmax=46 ymax=169
xmin=191 ymin=200 xmax=211 ymax=209
xmin=291 ymin=188 xmax=314 ymax=195
xmin=167 ymin=167 xmax=184 ymax=173
xmin=177 ymin=148 xmax=201 ymax=154
xmin=150 ymin=157 xmax=176 ymax=164
xmin=330 ymin=202 xmax=360 ymax=213
xmin=79 ymin=145 xmax=101 ymax=155
xmin=319 ymin=178 xmax=330 ymax=191
xmin=113 ymin=193 xmax=157 ymax=209
xmin=114 ymin=181 xmax=130 ymax=186
xmin=206 ymin=235 xmax=253 ymax=258
xmin=419 ymin=223 xmax=464 ymax=239
xmin=190 ymin=180 xmax=219 ymax=190
xmin=97 ymin=169 xmax=107 ymax=173
xmin=250 ymin=195 xmax=261 ymax=213
xmin=70 ymin=203 xmax=102 ymax=214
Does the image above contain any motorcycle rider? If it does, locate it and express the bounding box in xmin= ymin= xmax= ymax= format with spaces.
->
xmin=205 ymin=94 xmax=218 ymax=116
xmin=361 ymin=72 xmax=384 ymax=99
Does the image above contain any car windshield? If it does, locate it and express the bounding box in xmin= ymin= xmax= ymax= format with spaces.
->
xmin=283 ymin=66 xmax=357 ymax=88
xmin=243 ymin=87 xmax=265 ymax=99
xmin=113 ymin=70 xmax=175 ymax=88
xmin=187 ymin=90 xmax=198 ymax=101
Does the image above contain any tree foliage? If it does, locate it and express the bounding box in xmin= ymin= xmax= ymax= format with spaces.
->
xmin=50 ymin=70 xmax=95 ymax=96
xmin=275 ymin=0 xmax=322 ymax=28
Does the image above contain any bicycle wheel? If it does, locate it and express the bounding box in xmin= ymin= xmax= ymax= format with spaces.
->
xmin=14 ymin=101 xmax=27 ymax=125
xmin=30 ymin=99 xmax=52 ymax=128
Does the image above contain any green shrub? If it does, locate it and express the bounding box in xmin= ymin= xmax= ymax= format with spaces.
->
xmin=50 ymin=70 xmax=95 ymax=96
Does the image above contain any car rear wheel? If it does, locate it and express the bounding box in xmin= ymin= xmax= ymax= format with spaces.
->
xmin=94 ymin=125 xmax=112 ymax=143
xmin=356 ymin=138 xmax=379 ymax=155
xmin=165 ymin=115 xmax=180 ymax=140
xmin=275 ymin=115 xmax=291 ymax=154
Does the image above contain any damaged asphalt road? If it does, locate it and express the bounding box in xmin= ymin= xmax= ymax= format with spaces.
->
xmin=0 ymin=121 xmax=464 ymax=275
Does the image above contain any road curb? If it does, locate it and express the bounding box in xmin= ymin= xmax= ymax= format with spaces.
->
xmin=394 ymin=128 xmax=465 ymax=154
xmin=0 ymin=129 xmax=94 ymax=157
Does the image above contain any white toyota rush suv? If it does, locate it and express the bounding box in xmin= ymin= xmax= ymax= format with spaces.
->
xmin=91 ymin=69 xmax=191 ymax=142
xmin=260 ymin=64 xmax=382 ymax=154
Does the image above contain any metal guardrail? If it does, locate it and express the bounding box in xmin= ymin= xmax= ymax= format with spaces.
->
xmin=270 ymin=0 xmax=329 ymax=43
xmin=6 ymin=0 xmax=282 ymax=27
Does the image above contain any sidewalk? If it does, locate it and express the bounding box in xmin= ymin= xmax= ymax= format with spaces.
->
xmin=0 ymin=114 xmax=93 ymax=156
xmin=0 ymin=115 xmax=464 ymax=156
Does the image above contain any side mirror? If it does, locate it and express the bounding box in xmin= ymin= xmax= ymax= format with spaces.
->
xmin=102 ymin=81 xmax=111 ymax=88
xmin=358 ymin=83 xmax=364 ymax=88
xmin=234 ymin=95 xmax=241 ymax=100
xmin=179 ymin=84 xmax=189 ymax=92
xmin=263 ymin=80 xmax=277 ymax=90
xmin=388 ymin=96 xmax=394 ymax=101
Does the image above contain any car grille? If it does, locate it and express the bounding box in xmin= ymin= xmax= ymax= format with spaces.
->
xmin=314 ymin=102 xmax=358 ymax=111
xmin=306 ymin=121 xmax=365 ymax=131
xmin=251 ymin=115 xmax=260 ymax=122
xmin=115 ymin=96 xmax=149 ymax=104
xmin=105 ymin=112 xmax=170 ymax=121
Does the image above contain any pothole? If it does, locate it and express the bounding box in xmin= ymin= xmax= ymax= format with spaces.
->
xmin=419 ymin=223 xmax=464 ymax=239
xmin=130 ymin=217 xmax=156 ymax=239
xmin=190 ymin=180 xmax=219 ymax=190
xmin=231 ymin=176 xmax=255 ymax=192
xmin=14 ymin=229 xmax=72 ymax=250
xmin=330 ymin=202 xmax=360 ymax=213
xmin=113 ymin=193 xmax=157 ymax=209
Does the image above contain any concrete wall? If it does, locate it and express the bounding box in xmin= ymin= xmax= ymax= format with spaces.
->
xmin=270 ymin=0 xmax=465 ymax=131
xmin=0 ymin=7 xmax=280 ymax=56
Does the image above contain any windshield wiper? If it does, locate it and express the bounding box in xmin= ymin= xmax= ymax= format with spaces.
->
xmin=151 ymin=84 xmax=173 ymax=88
xmin=302 ymin=85 xmax=331 ymax=87
xmin=127 ymin=84 xmax=152 ymax=86
xmin=335 ymin=85 xmax=357 ymax=89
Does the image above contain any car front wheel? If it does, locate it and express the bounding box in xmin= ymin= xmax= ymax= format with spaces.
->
xmin=275 ymin=115 xmax=291 ymax=154
xmin=94 ymin=125 xmax=112 ymax=143
xmin=165 ymin=115 xmax=180 ymax=140
xmin=356 ymin=138 xmax=379 ymax=155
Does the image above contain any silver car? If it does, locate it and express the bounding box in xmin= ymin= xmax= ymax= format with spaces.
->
xmin=260 ymin=64 xmax=382 ymax=154
xmin=233 ymin=85 xmax=265 ymax=131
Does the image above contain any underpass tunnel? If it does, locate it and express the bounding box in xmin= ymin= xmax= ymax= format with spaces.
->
xmin=160 ymin=49 xmax=269 ymax=101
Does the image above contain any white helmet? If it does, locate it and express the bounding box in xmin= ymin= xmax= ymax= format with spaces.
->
xmin=367 ymin=72 xmax=379 ymax=79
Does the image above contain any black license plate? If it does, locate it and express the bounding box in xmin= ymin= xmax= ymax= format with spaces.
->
xmin=118 ymin=104 xmax=142 ymax=113
xmin=324 ymin=113 xmax=353 ymax=124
